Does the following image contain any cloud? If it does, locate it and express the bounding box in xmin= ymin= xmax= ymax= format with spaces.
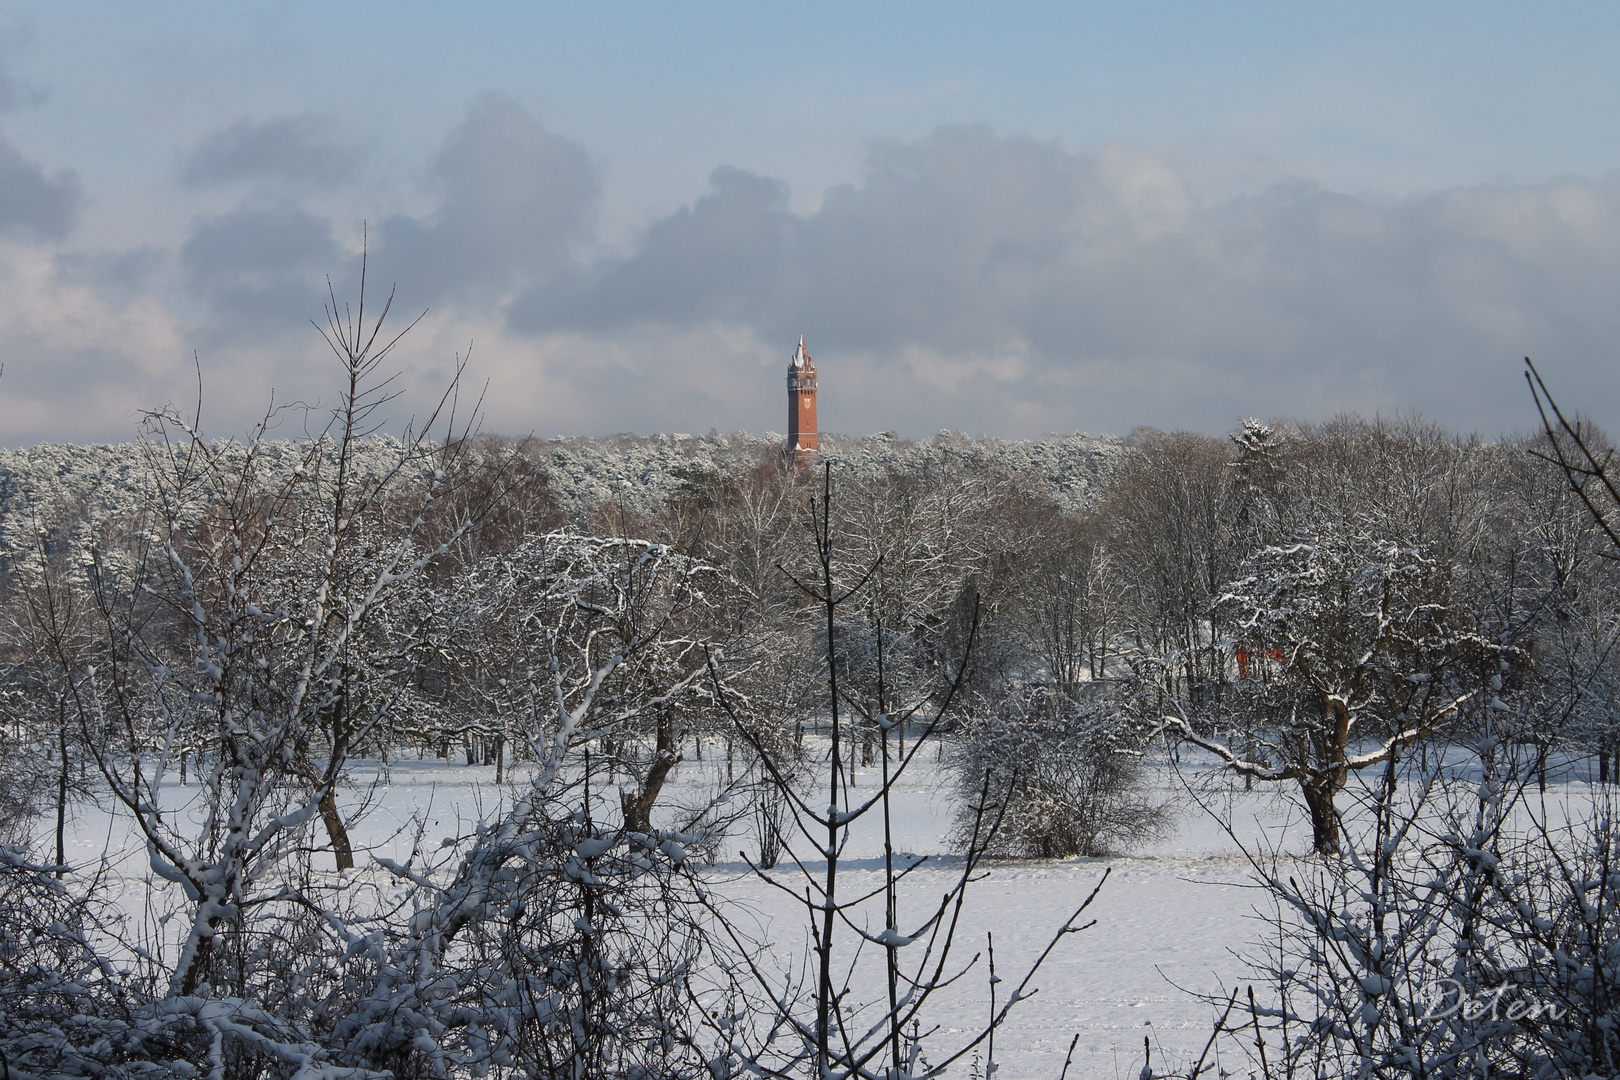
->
xmin=0 ymin=241 xmax=187 ymax=444
xmin=511 ymin=166 xmax=792 ymax=332
xmin=180 ymin=201 xmax=339 ymax=332
xmin=12 ymin=111 xmax=1620 ymax=447
xmin=170 ymin=95 xmax=599 ymax=353
xmin=55 ymin=245 xmax=165 ymax=303
xmin=182 ymin=115 xmax=362 ymax=189
xmin=372 ymin=93 xmax=597 ymax=306
xmin=0 ymin=133 xmax=80 ymax=240
xmin=504 ymin=126 xmax=1620 ymax=438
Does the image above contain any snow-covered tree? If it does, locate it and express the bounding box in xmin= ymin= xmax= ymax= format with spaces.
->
xmin=1148 ymin=419 xmax=1523 ymax=853
xmin=1167 ymin=525 xmax=1504 ymax=853
xmin=446 ymin=531 xmax=726 ymax=830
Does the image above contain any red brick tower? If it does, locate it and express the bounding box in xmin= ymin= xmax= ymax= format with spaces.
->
xmin=786 ymin=334 xmax=818 ymax=460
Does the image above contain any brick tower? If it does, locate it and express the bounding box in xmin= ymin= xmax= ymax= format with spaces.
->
xmin=786 ymin=334 xmax=818 ymax=460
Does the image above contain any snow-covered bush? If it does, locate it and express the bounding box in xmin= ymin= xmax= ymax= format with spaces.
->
xmin=0 ymin=846 xmax=185 ymax=1077
xmin=1194 ymin=741 xmax=1620 ymax=1079
xmin=318 ymin=779 xmax=725 ymax=1079
xmin=952 ymin=684 xmax=1167 ymax=857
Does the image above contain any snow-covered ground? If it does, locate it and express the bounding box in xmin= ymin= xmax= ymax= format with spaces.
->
xmin=51 ymin=743 xmax=1604 ymax=1079
xmin=691 ymin=750 xmax=1296 ymax=1079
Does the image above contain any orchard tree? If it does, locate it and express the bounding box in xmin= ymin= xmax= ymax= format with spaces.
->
xmin=1158 ymin=418 xmax=1516 ymax=854
xmin=1165 ymin=527 xmax=1507 ymax=853
xmin=445 ymin=530 xmax=726 ymax=831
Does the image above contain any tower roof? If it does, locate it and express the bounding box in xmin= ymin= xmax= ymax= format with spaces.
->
xmin=790 ymin=334 xmax=813 ymax=370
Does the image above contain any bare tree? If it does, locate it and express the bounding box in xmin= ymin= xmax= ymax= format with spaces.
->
xmin=708 ymin=465 xmax=1100 ymax=1078
xmin=1103 ymin=429 xmax=1245 ymax=715
xmin=53 ymin=258 xmax=480 ymax=996
xmin=1527 ymin=358 xmax=1620 ymax=556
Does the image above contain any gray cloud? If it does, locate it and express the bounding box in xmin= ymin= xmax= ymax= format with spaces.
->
xmin=506 ymin=126 xmax=1620 ymax=437
xmin=180 ymin=201 xmax=339 ymax=331
xmin=182 ymin=115 xmax=362 ymax=189
xmin=55 ymin=245 xmax=165 ymax=301
xmin=171 ymin=96 xmax=599 ymax=352
xmin=0 ymin=132 xmax=80 ymax=239
xmin=513 ymin=166 xmax=792 ymax=331
xmin=372 ymin=93 xmax=597 ymax=306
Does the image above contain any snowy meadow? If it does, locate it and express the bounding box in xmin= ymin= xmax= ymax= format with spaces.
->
xmin=48 ymin=745 xmax=1289 ymax=1078
xmin=40 ymin=739 xmax=1620 ymax=1079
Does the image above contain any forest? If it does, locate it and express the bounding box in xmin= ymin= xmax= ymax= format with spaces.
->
xmin=3 ymin=314 xmax=1620 ymax=1078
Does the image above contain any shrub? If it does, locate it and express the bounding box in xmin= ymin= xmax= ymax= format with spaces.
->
xmin=952 ymin=684 xmax=1168 ymax=858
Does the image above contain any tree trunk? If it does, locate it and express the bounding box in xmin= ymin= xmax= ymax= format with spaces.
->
xmin=1301 ymin=775 xmax=1341 ymax=855
xmin=320 ymin=789 xmax=355 ymax=870
xmin=56 ymin=725 xmax=68 ymax=878
xmin=1301 ymin=695 xmax=1353 ymax=855
xmin=179 ymin=929 xmax=214 ymax=997
xmin=620 ymin=711 xmax=681 ymax=834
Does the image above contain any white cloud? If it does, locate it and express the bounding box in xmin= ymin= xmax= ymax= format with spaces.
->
xmin=0 ymin=241 xmax=186 ymax=442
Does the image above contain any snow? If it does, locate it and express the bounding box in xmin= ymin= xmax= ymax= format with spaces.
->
xmin=692 ymin=749 xmax=1300 ymax=1078
xmin=51 ymin=736 xmax=1604 ymax=1077
xmin=45 ymin=742 xmax=1288 ymax=1078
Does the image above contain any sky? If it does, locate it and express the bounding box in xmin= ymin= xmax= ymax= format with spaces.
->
xmin=0 ymin=2 xmax=1619 ymax=445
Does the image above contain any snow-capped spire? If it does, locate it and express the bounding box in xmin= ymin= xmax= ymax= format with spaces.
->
xmin=791 ymin=335 xmax=812 ymax=370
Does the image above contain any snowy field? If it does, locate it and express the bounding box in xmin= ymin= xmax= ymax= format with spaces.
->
xmin=52 ymin=742 xmax=1605 ymax=1079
